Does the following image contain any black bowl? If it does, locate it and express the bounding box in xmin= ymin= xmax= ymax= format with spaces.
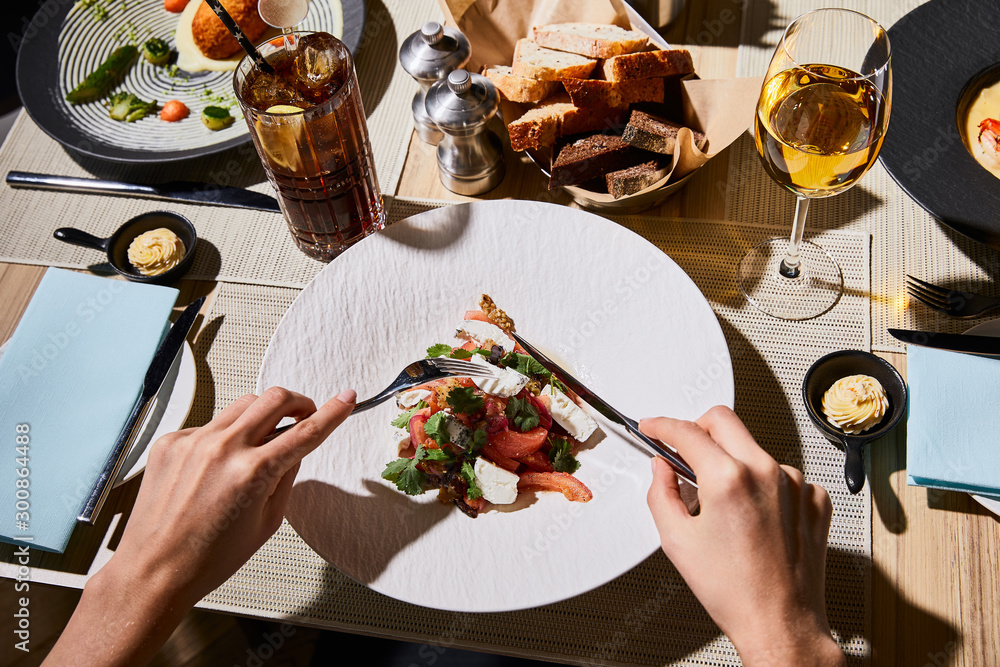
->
xmin=53 ymin=211 xmax=197 ymax=285
xmin=802 ymin=350 xmax=907 ymax=494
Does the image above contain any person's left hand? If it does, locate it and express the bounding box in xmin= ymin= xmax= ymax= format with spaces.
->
xmin=114 ymin=387 xmax=356 ymax=606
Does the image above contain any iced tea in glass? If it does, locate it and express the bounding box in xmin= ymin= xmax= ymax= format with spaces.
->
xmin=234 ymin=32 xmax=385 ymax=262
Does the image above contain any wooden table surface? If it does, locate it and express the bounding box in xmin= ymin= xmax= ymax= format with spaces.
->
xmin=1 ymin=1 xmax=997 ymax=664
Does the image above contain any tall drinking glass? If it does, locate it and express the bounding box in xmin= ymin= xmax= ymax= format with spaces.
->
xmin=234 ymin=32 xmax=385 ymax=262
xmin=738 ymin=9 xmax=891 ymax=320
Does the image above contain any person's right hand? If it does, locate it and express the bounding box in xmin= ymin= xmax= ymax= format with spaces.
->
xmin=644 ymin=406 xmax=845 ymax=667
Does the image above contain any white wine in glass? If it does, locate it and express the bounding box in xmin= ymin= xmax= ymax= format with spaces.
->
xmin=739 ymin=9 xmax=891 ymax=320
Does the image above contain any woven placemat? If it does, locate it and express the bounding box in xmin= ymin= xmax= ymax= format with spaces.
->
xmin=186 ymin=198 xmax=872 ymax=666
xmin=731 ymin=0 xmax=1000 ymax=353
xmin=0 ymin=0 xmax=439 ymax=284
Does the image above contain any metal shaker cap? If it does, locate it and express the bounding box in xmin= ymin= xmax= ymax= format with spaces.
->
xmin=425 ymin=70 xmax=498 ymax=133
xmin=399 ymin=21 xmax=471 ymax=83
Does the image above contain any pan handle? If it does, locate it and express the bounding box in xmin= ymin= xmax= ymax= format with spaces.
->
xmin=54 ymin=227 xmax=111 ymax=252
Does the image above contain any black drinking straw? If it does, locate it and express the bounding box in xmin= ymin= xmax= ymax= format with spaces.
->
xmin=204 ymin=0 xmax=275 ymax=74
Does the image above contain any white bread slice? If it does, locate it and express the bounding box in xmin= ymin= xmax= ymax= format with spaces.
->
xmin=511 ymin=39 xmax=597 ymax=81
xmin=601 ymin=49 xmax=694 ymax=82
xmin=483 ymin=66 xmax=558 ymax=104
xmin=532 ymin=23 xmax=649 ymax=59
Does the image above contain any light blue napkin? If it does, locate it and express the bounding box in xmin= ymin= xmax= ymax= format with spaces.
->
xmin=906 ymin=345 xmax=1000 ymax=496
xmin=0 ymin=268 xmax=178 ymax=552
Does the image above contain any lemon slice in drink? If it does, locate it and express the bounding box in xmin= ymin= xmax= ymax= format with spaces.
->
xmin=266 ymin=104 xmax=304 ymax=114
xmin=256 ymin=105 xmax=306 ymax=172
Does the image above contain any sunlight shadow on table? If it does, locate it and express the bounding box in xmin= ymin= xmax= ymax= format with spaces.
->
xmin=287 ymin=479 xmax=449 ymax=585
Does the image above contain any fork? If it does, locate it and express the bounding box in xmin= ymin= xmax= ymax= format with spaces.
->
xmin=905 ymin=275 xmax=1000 ymax=318
xmin=264 ymin=357 xmax=498 ymax=441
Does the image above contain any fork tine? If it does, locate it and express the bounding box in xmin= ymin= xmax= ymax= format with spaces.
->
xmin=905 ymin=283 xmax=952 ymax=308
xmin=905 ymin=274 xmax=952 ymax=297
xmin=431 ymin=358 xmax=498 ymax=376
xmin=906 ymin=288 xmax=952 ymax=314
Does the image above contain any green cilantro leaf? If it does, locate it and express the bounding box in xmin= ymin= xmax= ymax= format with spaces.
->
xmin=469 ymin=428 xmax=488 ymax=456
xmin=448 ymin=348 xmax=474 ymax=359
xmin=381 ymin=457 xmax=426 ymax=495
xmin=447 ymin=386 xmax=484 ymax=414
xmin=461 ymin=461 xmax=483 ymax=499
xmin=423 ymin=412 xmax=451 ymax=445
xmin=423 ymin=446 xmax=455 ymax=462
xmin=505 ymin=396 xmax=540 ymax=432
xmin=426 ymin=343 xmax=453 ymax=358
xmin=548 ymin=438 xmax=580 ymax=473
xmin=390 ymin=401 xmax=427 ymax=429
xmin=500 ymin=352 xmax=551 ymax=378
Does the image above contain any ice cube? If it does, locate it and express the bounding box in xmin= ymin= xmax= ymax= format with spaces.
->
xmin=247 ymin=71 xmax=303 ymax=110
xmin=295 ymin=32 xmax=347 ymax=90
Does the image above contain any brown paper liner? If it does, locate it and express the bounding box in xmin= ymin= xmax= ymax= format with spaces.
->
xmin=439 ymin=0 xmax=763 ymax=205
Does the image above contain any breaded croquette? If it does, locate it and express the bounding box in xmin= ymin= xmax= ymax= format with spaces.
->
xmin=191 ymin=0 xmax=268 ymax=60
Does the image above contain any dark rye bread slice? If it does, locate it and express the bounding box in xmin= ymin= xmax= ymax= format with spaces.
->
xmin=622 ymin=109 xmax=707 ymax=154
xmin=605 ymin=159 xmax=671 ymax=198
xmin=561 ymin=76 xmax=664 ymax=108
xmin=549 ymin=133 xmax=643 ymax=188
xmin=601 ymin=49 xmax=694 ymax=82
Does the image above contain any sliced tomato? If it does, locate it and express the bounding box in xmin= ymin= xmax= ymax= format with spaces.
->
xmin=517 ymin=472 xmax=592 ymax=502
xmin=516 ymin=450 xmax=554 ymax=473
xmin=481 ymin=443 xmax=520 ymax=472
xmin=526 ymin=392 xmax=553 ymax=430
xmin=464 ymin=495 xmax=487 ymax=513
xmin=463 ymin=310 xmax=491 ymax=323
xmin=456 ymin=340 xmax=478 ymax=353
xmin=407 ymin=411 xmax=435 ymax=449
xmin=490 ymin=426 xmax=548 ymax=458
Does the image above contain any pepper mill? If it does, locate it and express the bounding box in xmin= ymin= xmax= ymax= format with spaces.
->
xmin=398 ymin=21 xmax=471 ymax=145
xmin=424 ymin=69 xmax=505 ymax=195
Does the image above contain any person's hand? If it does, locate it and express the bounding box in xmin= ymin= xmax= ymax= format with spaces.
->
xmin=643 ymin=406 xmax=844 ymax=667
xmin=45 ymin=387 xmax=355 ymax=666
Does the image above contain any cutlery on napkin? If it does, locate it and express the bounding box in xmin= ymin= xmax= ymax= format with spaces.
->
xmin=0 ymin=268 xmax=179 ymax=552
xmin=906 ymin=345 xmax=1000 ymax=500
xmin=6 ymin=171 xmax=281 ymax=213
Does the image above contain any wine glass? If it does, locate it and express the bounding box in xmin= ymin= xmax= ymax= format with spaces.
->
xmin=738 ymin=9 xmax=891 ymax=320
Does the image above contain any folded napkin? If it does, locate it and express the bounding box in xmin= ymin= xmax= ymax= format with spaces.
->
xmin=906 ymin=345 xmax=1000 ymax=498
xmin=0 ymin=268 xmax=178 ymax=552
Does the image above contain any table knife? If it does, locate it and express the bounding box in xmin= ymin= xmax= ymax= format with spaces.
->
xmin=509 ymin=331 xmax=698 ymax=488
xmin=78 ymin=296 xmax=205 ymax=524
xmin=887 ymin=328 xmax=1000 ymax=354
xmin=6 ymin=171 xmax=281 ymax=213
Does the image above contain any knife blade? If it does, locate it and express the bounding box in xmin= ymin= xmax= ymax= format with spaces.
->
xmin=888 ymin=328 xmax=1000 ymax=354
xmin=510 ymin=331 xmax=698 ymax=488
xmin=6 ymin=171 xmax=281 ymax=213
xmin=78 ymin=296 xmax=206 ymax=524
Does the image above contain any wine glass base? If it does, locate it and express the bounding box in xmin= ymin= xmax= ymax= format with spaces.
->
xmin=738 ymin=238 xmax=844 ymax=321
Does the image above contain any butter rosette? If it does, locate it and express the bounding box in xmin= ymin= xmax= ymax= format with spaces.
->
xmin=127 ymin=228 xmax=187 ymax=277
xmin=821 ymin=374 xmax=888 ymax=435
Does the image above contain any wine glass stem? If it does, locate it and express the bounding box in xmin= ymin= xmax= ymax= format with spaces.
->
xmin=780 ymin=196 xmax=810 ymax=279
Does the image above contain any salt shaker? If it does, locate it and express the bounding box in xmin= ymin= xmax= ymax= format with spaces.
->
xmin=424 ymin=69 xmax=505 ymax=195
xmin=399 ymin=21 xmax=471 ymax=145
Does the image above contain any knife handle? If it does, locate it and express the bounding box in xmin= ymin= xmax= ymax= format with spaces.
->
xmin=7 ymin=171 xmax=159 ymax=198
xmin=78 ymin=394 xmax=153 ymax=524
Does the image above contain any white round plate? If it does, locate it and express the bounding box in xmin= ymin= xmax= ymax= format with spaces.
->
xmin=963 ymin=319 xmax=1000 ymax=517
xmin=257 ymin=200 xmax=735 ymax=612
xmin=0 ymin=340 xmax=196 ymax=486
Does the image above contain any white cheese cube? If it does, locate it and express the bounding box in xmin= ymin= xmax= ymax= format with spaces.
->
xmin=474 ymin=457 xmax=520 ymax=504
xmin=445 ymin=417 xmax=472 ymax=450
xmin=542 ymin=384 xmax=599 ymax=442
xmin=396 ymin=389 xmax=432 ymax=409
xmin=467 ymin=354 xmax=529 ymax=398
xmin=456 ymin=320 xmax=515 ymax=353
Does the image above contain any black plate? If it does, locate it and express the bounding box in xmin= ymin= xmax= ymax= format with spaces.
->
xmin=879 ymin=0 xmax=1000 ymax=249
xmin=15 ymin=0 xmax=365 ymax=164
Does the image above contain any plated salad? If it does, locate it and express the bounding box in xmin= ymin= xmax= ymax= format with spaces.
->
xmin=382 ymin=296 xmax=601 ymax=518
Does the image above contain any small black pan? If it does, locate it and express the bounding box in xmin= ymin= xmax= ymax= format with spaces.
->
xmin=802 ymin=350 xmax=907 ymax=494
xmin=54 ymin=210 xmax=197 ymax=284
